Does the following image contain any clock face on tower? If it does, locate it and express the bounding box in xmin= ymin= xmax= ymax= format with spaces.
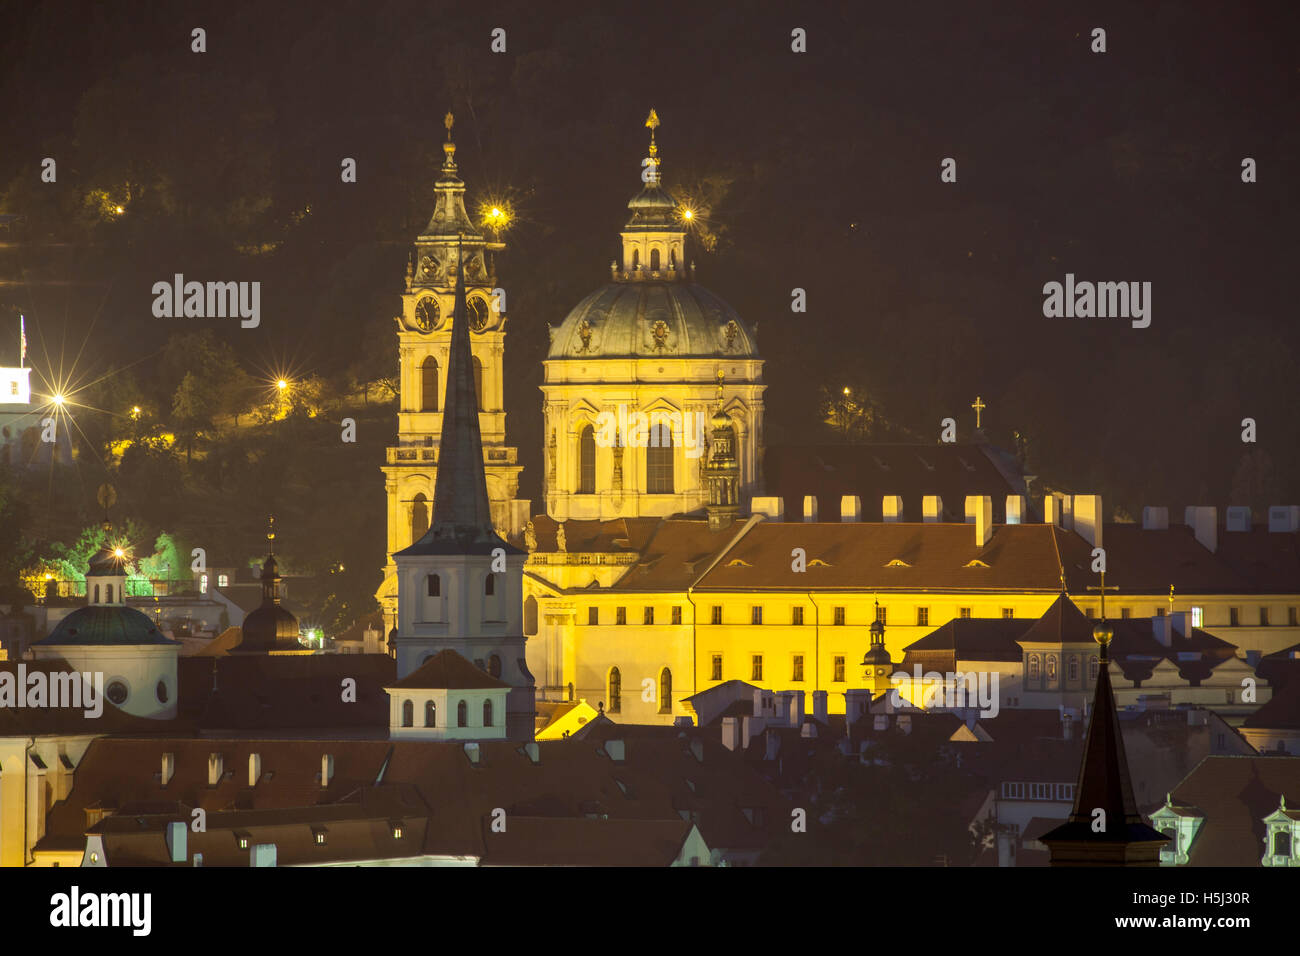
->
xmin=467 ymin=296 xmax=489 ymax=331
xmin=414 ymin=297 xmax=439 ymax=332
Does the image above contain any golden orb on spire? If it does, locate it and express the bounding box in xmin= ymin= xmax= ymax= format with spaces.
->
xmin=1092 ymin=620 xmax=1114 ymax=646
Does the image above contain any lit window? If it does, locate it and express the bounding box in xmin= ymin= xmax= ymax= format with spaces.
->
xmin=1191 ymin=607 xmax=1205 ymax=627
xmin=200 ymin=574 xmax=208 ymax=594
xmin=313 ymin=830 xmax=327 ymax=846
xmin=392 ymin=825 xmax=404 ymax=840
xmin=217 ymin=574 xmax=229 ymax=588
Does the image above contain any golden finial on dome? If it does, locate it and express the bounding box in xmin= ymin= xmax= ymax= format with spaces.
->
xmin=645 ymin=109 xmax=660 ymax=172
xmin=444 ymin=112 xmax=454 ymax=140
xmin=267 ymin=514 xmax=276 ymax=554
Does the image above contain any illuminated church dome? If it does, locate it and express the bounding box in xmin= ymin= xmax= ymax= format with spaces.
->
xmin=540 ymin=111 xmax=766 ymax=521
xmin=237 ymin=519 xmax=307 ymax=654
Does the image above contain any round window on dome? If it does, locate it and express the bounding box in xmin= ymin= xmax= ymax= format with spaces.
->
xmin=106 ymin=681 xmax=128 ymax=705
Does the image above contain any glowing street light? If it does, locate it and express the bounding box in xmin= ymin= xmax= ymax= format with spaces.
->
xmin=52 ymin=393 xmax=65 ymax=406
xmin=113 ymin=547 xmax=125 ymax=558
xmin=277 ymin=379 xmax=288 ymax=392
xmin=130 ymin=405 xmax=142 ymax=420
xmin=114 ymin=205 xmax=124 ymax=215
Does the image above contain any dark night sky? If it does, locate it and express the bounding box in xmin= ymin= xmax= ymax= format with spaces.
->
xmin=2 ymin=0 xmax=1298 ymax=519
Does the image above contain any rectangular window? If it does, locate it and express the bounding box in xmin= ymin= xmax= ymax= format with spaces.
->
xmin=751 ymin=655 xmax=763 ymax=681
xmin=833 ymin=656 xmax=845 ymax=682
xmin=1260 ymin=607 xmax=1269 ymax=627
xmin=671 ymin=606 xmax=682 ymax=625
xmin=1229 ymin=607 xmax=1240 ymax=626
xmin=791 ymin=606 xmax=804 ymax=625
xmin=711 ymin=654 xmax=722 ymax=681
xmin=834 ymin=606 xmax=846 ymax=626
xmin=1156 ymin=606 xmax=1166 ymax=617
xmin=751 ymin=606 xmax=763 ymax=625
xmin=792 ymin=655 xmax=804 ymax=681
xmin=427 ymin=574 xmax=440 ymax=597
xmin=1290 ymin=607 xmax=1298 ymax=626
xmin=217 ymin=574 xmax=229 ymax=588
xmin=1001 ymin=608 xmax=1014 ymax=619
xmin=916 ymin=607 xmax=929 ymax=626
xmin=1120 ymin=607 xmax=1131 ymax=619
xmin=616 ymin=606 xmax=627 ymax=626
xmin=643 ymin=606 xmax=654 ymax=626
xmin=711 ymin=605 xmax=722 ymax=625
xmin=959 ymin=607 xmax=972 ymax=619
xmin=588 ymin=606 xmax=599 ymax=626
xmin=1191 ymin=606 xmax=1205 ymax=628
xmin=875 ymin=605 xmax=887 ymax=625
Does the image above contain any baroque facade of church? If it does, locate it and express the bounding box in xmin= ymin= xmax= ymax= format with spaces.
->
xmin=376 ymin=114 xmax=529 ymax=629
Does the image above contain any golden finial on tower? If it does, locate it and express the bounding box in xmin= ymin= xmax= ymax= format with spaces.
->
xmin=716 ymin=369 xmax=725 ymax=404
xmin=267 ymin=514 xmax=276 ymax=554
xmin=442 ymin=111 xmax=457 ymax=171
xmin=645 ymin=108 xmax=660 ymax=170
xmin=444 ymin=112 xmax=455 ymax=141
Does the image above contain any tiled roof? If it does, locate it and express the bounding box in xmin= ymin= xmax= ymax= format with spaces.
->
xmin=1165 ymin=756 xmax=1300 ymax=865
xmin=387 ymin=649 xmax=508 ymax=690
xmin=902 ymin=618 xmax=1029 ymax=665
xmin=480 ymin=817 xmax=697 ymax=866
xmin=765 ymin=442 xmax=1021 ymax=523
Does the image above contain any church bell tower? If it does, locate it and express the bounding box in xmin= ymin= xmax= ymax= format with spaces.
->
xmin=378 ymin=113 xmax=528 ymax=630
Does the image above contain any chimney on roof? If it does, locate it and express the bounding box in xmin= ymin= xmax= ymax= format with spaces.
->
xmin=166 ymin=821 xmax=186 ymax=863
xmin=882 ymin=495 xmax=903 ymax=522
xmin=1142 ymin=506 xmax=1169 ymax=531
xmin=1268 ymin=505 xmax=1300 ymax=533
xmin=1005 ymin=495 xmax=1025 ymax=525
xmin=523 ymin=742 xmax=540 ymax=764
xmin=249 ymin=843 xmax=277 ymax=868
xmin=1044 ymin=495 xmax=1062 ymax=526
xmin=777 ymin=690 xmax=804 ymax=727
xmin=605 ymin=739 xmax=625 ymax=762
xmin=1073 ymin=495 xmax=1103 ymax=549
xmin=802 ymin=496 xmax=818 ymax=522
xmin=751 ymin=496 xmax=784 ymax=521
xmin=753 ymin=688 xmax=774 ymax=716
xmin=207 ymin=753 xmax=223 ymax=787
xmin=321 ymin=753 xmax=335 ymax=786
xmin=774 ymin=692 xmax=790 ymax=724
xmin=248 ymin=753 xmax=262 ymax=787
xmin=161 ymin=752 xmax=175 ymax=787
xmin=741 ymin=715 xmax=766 ymax=749
xmin=812 ymin=690 xmax=828 ymax=723
xmin=845 ymin=689 xmax=872 ymax=725
xmin=1171 ymin=611 xmax=1192 ymax=638
xmin=922 ymin=495 xmax=943 ymax=522
xmin=967 ymin=496 xmax=993 ymax=547
xmin=721 ymin=717 xmax=741 ymax=751
xmin=1225 ymin=506 xmax=1251 ymax=532
xmin=1185 ymin=506 xmax=1218 ymax=553
xmin=840 ymin=496 xmax=861 ymax=521
xmin=1154 ymin=615 xmax=1172 ymax=647
xmin=764 ymin=730 xmax=781 ymax=761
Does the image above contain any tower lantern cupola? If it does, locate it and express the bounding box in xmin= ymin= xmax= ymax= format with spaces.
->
xmin=616 ymin=109 xmax=688 ymax=282
xmin=85 ymin=521 xmax=129 ymax=607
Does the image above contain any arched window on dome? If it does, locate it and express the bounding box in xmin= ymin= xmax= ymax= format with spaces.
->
xmin=424 ymin=700 xmax=436 ymax=727
xmin=421 ymin=356 xmax=439 ymax=412
xmin=472 ymin=356 xmax=483 ymax=411
xmin=578 ymin=425 xmax=596 ymax=494
xmin=401 ymin=699 xmax=414 ymax=727
xmin=483 ymin=699 xmax=493 ymax=727
xmin=411 ymin=493 xmax=429 ymax=542
xmin=646 ymin=422 xmax=674 ymax=494
xmin=457 ymin=699 xmax=468 ymax=727
xmin=105 ymin=584 xmax=113 ymax=603
xmin=650 ymin=248 xmax=661 ymax=271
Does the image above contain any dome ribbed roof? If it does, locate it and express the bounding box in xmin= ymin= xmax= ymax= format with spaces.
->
xmin=547 ymin=282 xmax=758 ymax=360
xmin=37 ymin=605 xmax=176 ymax=647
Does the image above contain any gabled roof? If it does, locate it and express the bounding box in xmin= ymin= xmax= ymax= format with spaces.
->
xmin=386 ymin=649 xmax=508 ymax=691
xmin=1017 ymin=594 xmax=1096 ymax=646
xmin=902 ymin=618 xmax=1030 ymax=665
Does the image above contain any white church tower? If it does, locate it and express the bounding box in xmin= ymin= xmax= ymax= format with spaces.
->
xmin=390 ymin=245 xmax=535 ymax=741
xmin=377 ymin=113 xmax=528 ymax=630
